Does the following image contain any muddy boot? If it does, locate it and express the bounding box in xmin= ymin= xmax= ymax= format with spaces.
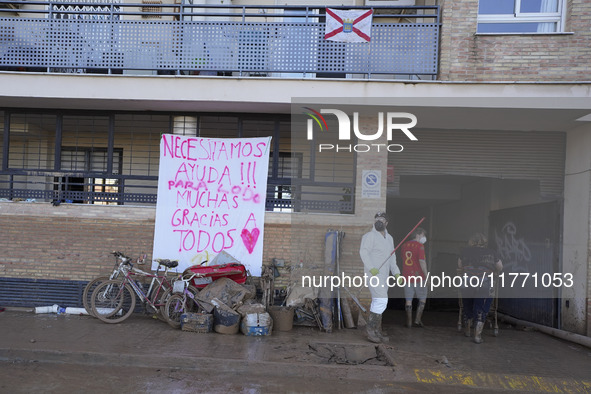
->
xmin=366 ymin=312 xmax=381 ymax=344
xmin=413 ymin=302 xmax=425 ymax=327
xmin=464 ymin=318 xmax=472 ymax=337
xmin=376 ymin=313 xmax=389 ymax=343
xmin=474 ymin=321 xmax=484 ymax=344
xmin=405 ymin=305 xmax=412 ymax=328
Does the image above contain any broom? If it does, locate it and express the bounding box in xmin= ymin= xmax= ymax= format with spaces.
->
xmin=369 ymin=217 xmax=426 ymax=276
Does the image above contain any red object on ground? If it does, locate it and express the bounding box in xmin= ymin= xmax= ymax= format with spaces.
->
xmin=185 ymin=263 xmax=248 ymax=289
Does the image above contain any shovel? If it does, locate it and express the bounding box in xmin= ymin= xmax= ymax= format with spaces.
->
xmin=369 ymin=217 xmax=426 ymax=276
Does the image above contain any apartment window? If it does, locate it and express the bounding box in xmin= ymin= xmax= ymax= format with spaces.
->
xmin=58 ymin=147 xmax=123 ymax=204
xmin=267 ymin=152 xmax=303 ymax=212
xmin=477 ymin=0 xmax=563 ymax=33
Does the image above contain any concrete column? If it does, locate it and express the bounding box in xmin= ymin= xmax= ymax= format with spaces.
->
xmin=354 ymin=115 xmax=388 ymax=222
xmin=562 ymin=124 xmax=591 ymax=335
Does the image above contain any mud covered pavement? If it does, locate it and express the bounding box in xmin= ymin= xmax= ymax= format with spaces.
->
xmin=1 ymin=310 xmax=590 ymax=393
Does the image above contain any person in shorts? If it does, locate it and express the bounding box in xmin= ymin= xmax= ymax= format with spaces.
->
xmin=400 ymin=227 xmax=428 ymax=327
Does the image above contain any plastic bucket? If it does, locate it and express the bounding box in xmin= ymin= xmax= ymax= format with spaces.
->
xmin=268 ymin=306 xmax=294 ymax=332
xmin=241 ymin=312 xmax=273 ymax=336
xmin=213 ymin=306 xmax=241 ymax=335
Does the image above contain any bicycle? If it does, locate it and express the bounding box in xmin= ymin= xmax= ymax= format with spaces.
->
xmin=163 ymin=272 xmax=201 ymax=329
xmin=90 ymin=258 xmax=200 ymax=324
xmin=82 ymin=251 xmax=144 ymax=317
xmin=90 ymin=258 xmax=185 ymax=324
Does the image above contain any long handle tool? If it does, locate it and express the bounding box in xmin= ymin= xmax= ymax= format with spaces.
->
xmin=369 ymin=217 xmax=426 ymax=276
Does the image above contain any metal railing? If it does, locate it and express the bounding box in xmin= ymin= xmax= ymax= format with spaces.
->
xmin=0 ymin=2 xmax=439 ymax=77
xmin=0 ymin=109 xmax=356 ymax=212
xmin=0 ymin=174 xmax=355 ymax=212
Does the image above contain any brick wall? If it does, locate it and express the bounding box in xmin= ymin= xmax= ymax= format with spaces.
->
xmin=0 ymin=203 xmax=156 ymax=281
xmin=0 ymin=203 xmax=375 ymax=311
xmin=439 ymin=0 xmax=591 ymax=81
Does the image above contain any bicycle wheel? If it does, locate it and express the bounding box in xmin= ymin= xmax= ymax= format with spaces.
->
xmin=158 ymin=285 xmax=199 ymax=318
xmin=90 ymin=279 xmax=136 ymax=324
xmin=83 ymin=276 xmax=111 ymax=317
xmin=164 ymin=293 xmax=185 ymax=329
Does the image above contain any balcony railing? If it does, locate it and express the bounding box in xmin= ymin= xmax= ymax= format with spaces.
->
xmin=0 ymin=2 xmax=439 ymax=78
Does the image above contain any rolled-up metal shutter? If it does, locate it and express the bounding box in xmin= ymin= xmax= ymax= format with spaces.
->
xmin=389 ymin=130 xmax=565 ymax=198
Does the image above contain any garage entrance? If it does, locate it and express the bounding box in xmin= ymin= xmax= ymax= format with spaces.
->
xmin=385 ymin=174 xmax=562 ymax=328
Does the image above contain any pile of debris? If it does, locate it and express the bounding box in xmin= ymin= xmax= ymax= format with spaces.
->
xmin=181 ymin=255 xmax=303 ymax=335
xmin=180 ymin=277 xmax=271 ymax=336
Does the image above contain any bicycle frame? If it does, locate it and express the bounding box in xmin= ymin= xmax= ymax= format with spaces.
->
xmin=121 ymin=262 xmax=174 ymax=311
xmin=83 ymin=251 xmax=145 ymax=316
xmin=164 ymin=272 xmax=199 ymax=328
xmin=91 ymin=258 xmax=184 ymax=324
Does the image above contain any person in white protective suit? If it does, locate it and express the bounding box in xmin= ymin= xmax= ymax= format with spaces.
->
xmin=359 ymin=212 xmax=403 ymax=343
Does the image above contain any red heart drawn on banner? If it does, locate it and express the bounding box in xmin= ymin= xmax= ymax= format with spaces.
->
xmin=241 ymin=228 xmax=260 ymax=254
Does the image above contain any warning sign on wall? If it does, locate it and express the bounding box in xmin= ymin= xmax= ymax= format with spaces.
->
xmin=362 ymin=169 xmax=381 ymax=199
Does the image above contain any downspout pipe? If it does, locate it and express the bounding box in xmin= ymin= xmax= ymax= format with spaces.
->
xmin=498 ymin=312 xmax=591 ymax=349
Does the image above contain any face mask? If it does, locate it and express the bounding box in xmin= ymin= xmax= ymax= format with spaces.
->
xmin=374 ymin=221 xmax=385 ymax=231
xmin=419 ymin=236 xmax=427 ymax=244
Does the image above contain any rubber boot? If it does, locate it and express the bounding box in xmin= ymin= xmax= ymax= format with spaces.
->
xmin=464 ymin=318 xmax=472 ymax=337
xmin=405 ymin=305 xmax=412 ymax=328
xmin=413 ymin=302 xmax=425 ymax=327
xmin=366 ymin=312 xmax=381 ymax=344
xmin=474 ymin=321 xmax=485 ymax=344
xmin=376 ymin=313 xmax=389 ymax=343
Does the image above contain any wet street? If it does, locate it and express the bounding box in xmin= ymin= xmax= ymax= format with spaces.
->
xmin=1 ymin=309 xmax=590 ymax=393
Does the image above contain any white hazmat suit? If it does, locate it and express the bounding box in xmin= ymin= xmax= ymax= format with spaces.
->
xmin=359 ymin=226 xmax=400 ymax=314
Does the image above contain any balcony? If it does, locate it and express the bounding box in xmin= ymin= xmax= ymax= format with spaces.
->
xmin=0 ymin=1 xmax=439 ymax=79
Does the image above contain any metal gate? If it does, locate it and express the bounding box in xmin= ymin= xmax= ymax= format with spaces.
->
xmin=389 ymin=130 xmax=566 ymax=199
xmin=489 ymin=201 xmax=561 ymax=327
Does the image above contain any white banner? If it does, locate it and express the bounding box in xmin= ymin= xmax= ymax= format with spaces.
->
xmin=152 ymin=134 xmax=272 ymax=276
xmin=324 ymin=8 xmax=373 ymax=43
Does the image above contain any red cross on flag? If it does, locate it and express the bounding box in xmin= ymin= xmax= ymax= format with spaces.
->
xmin=324 ymin=8 xmax=373 ymax=43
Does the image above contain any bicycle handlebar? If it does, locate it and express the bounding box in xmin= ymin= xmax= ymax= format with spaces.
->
xmin=112 ymin=251 xmax=147 ymax=267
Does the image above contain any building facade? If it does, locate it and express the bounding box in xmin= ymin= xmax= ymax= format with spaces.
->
xmin=1 ymin=0 xmax=590 ymax=336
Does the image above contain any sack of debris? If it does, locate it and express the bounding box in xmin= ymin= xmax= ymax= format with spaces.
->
xmin=211 ymin=298 xmax=241 ymax=335
xmin=195 ymin=277 xmax=254 ymax=313
xmin=284 ymin=284 xmax=318 ymax=308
